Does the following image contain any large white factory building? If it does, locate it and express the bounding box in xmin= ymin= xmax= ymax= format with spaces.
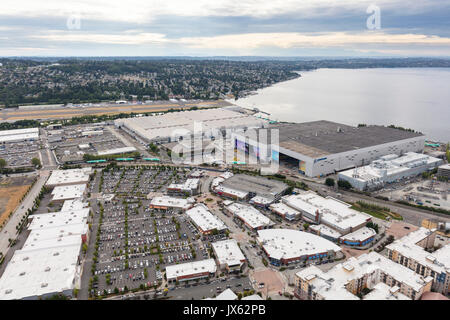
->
xmin=338 ymin=152 xmax=443 ymax=191
xmin=235 ymin=121 xmax=425 ymax=177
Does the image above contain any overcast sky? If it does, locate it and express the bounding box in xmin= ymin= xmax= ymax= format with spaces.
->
xmin=1 ymin=0 xmax=449 ymax=57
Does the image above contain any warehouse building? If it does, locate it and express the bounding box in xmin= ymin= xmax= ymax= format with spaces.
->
xmin=225 ymin=202 xmax=274 ymax=231
xmin=0 ymin=207 xmax=89 ymax=300
xmin=257 ymin=229 xmax=341 ymax=266
xmin=166 ymin=259 xmax=217 ymax=283
xmin=0 ymin=128 xmax=39 ymax=143
xmin=385 ymin=228 xmax=450 ymax=295
xmin=186 ymin=204 xmax=227 ymax=235
xmin=295 ymin=251 xmax=433 ymax=300
xmin=51 ymin=184 xmax=87 ymax=202
xmin=46 ymin=168 xmax=92 ymax=188
xmin=97 ymin=146 xmax=137 ymax=156
xmin=114 ymin=108 xmax=267 ymax=144
xmin=211 ymin=239 xmax=246 ymax=272
xmin=338 ymin=152 xmax=444 ymax=191
xmin=234 ymin=121 xmax=425 ymax=177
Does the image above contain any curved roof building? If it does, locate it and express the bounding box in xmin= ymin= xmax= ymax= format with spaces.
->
xmin=257 ymin=229 xmax=341 ymax=266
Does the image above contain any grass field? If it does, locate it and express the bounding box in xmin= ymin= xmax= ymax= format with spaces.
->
xmin=0 ymin=176 xmax=34 ymax=228
xmin=351 ymin=201 xmax=403 ymax=221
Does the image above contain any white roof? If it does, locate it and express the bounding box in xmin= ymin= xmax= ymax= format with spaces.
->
xmin=340 ymin=227 xmax=376 ymax=242
xmin=226 ymin=203 xmax=273 ymax=229
xmin=211 ymin=177 xmax=225 ymax=188
xmin=204 ymin=288 xmax=238 ymax=300
xmin=250 ymin=195 xmax=273 ymax=205
xmin=97 ymin=146 xmax=137 ymax=156
xmin=165 ymin=259 xmax=216 ymax=280
xmin=0 ymin=132 xmax=39 ymax=142
xmin=0 ymin=244 xmax=80 ymax=300
xmin=212 ymin=239 xmax=246 ymax=267
xmin=215 ymin=185 xmax=248 ymax=199
xmin=0 ymin=128 xmax=39 ymax=142
xmin=0 ymin=127 xmax=39 ymax=136
xmin=386 ymin=227 xmax=450 ymax=274
xmin=269 ymin=202 xmax=301 ymax=219
xmin=150 ymin=196 xmax=194 ymax=210
xmin=220 ymin=172 xmax=234 ymax=179
xmin=296 ymin=251 xmax=433 ymax=300
xmin=257 ymin=229 xmax=341 ymax=261
xmin=339 ymin=152 xmax=443 ymax=185
xmin=186 ymin=204 xmax=227 ymax=233
xmin=309 ymin=224 xmax=342 ymax=239
xmin=46 ymin=168 xmax=92 ymax=186
xmin=28 ymin=208 xmax=90 ymax=231
xmin=115 ymin=108 xmax=266 ymax=141
xmin=168 ymin=178 xmax=200 ymax=192
xmin=222 ymin=200 xmax=234 ymax=206
xmin=0 ymin=205 xmax=88 ymax=300
xmin=282 ymin=191 xmax=371 ymax=232
xmin=363 ymin=283 xmax=410 ymax=300
xmin=51 ymin=184 xmax=86 ymax=201
xmin=61 ymin=199 xmax=88 ymax=212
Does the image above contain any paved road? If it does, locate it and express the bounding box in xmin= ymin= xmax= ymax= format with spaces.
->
xmin=106 ymin=126 xmax=146 ymax=153
xmin=0 ymin=171 xmax=49 ymax=257
xmin=290 ymin=176 xmax=450 ymax=226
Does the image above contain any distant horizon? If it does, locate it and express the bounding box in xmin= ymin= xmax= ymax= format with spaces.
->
xmin=2 ymin=56 xmax=450 ymax=60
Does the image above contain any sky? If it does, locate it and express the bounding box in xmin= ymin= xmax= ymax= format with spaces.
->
xmin=0 ymin=0 xmax=450 ymax=57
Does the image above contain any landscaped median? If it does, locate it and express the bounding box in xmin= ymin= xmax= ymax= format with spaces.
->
xmin=350 ymin=201 xmax=403 ymax=221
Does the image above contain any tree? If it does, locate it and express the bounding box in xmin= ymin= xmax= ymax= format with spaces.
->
xmin=325 ymin=178 xmax=335 ymax=187
xmin=303 ymin=223 xmax=310 ymax=231
xmin=446 ymin=143 xmax=450 ymax=162
xmin=31 ymin=157 xmax=41 ymax=167
xmin=337 ymin=180 xmax=352 ymax=190
xmin=0 ymin=158 xmax=6 ymax=170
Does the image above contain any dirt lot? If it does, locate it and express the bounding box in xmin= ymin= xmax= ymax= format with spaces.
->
xmin=0 ymin=176 xmax=35 ymax=227
xmin=252 ymin=268 xmax=284 ymax=294
xmin=385 ymin=220 xmax=419 ymax=239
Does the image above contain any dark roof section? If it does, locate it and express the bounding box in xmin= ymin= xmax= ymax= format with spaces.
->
xmin=247 ymin=121 xmax=423 ymax=158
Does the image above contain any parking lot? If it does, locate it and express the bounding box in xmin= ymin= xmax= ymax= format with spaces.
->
xmin=87 ymin=166 xmax=208 ymax=298
xmin=99 ymin=165 xmax=189 ymax=196
xmin=46 ymin=123 xmax=129 ymax=163
xmin=0 ymin=140 xmax=40 ymax=168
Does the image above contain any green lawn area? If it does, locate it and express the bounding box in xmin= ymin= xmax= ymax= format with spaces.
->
xmin=351 ymin=201 xmax=403 ymax=221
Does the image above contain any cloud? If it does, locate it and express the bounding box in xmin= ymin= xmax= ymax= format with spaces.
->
xmin=33 ymin=30 xmax=450 ymax=49
xmin=1 ymin=0 xmax=449 ymax=23
xmin=2 ymin=0 xmax=450 ymax=56
xmin=33 ymin=31 xmax=169 ymax=45
xmin=177 ymin=32 xmax=450 ymax=49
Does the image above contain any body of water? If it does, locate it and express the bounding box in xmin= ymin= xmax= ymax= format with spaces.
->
xmin=232 ymin=68 xmax=450 ymax=142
